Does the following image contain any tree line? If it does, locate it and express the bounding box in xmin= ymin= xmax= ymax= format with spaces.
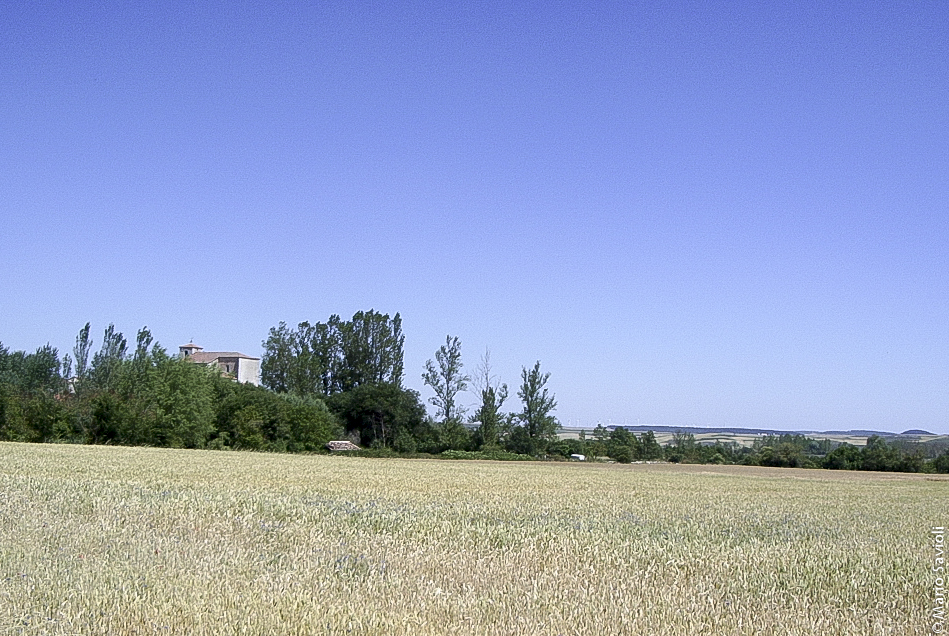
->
xmin=0 ymin=323 xmax=338 ymax=451
xmin=1 ymin=310 xmax=947 ymax=473
xmin=565 ymin=429 xmax=949 ymax=473
xmin=0 ymin=310 xmax=560 ymax=456
xmin=258 ymin=315 xmax=559 ymax=455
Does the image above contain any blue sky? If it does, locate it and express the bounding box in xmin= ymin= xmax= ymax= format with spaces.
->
xmin=2 ymin=1 xmax=947 ymax=434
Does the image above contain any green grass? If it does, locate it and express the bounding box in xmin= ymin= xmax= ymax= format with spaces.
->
xmin=0 ymin=443 xmax=942 ymax=635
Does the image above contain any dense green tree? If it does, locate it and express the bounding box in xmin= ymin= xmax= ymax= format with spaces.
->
xmin=262 ymin=319 xmax=341 ymax=396
xmin=513 ymin=361 xmax=558 ymax=455
xmin=608 ymin=427 xmax=642 ymax=463
xmin=261 ymin=311 xmax=413 ymax=450
xmin=94 ymin=343 xmax=217 ymax=448
xmin=260 ymin=321 xmax=296 ymax=393
xmin=435 ymin=418 xmax=472 ymax=452
xmin=260 ymin=320 xmax=334 ymax=395
xmin=295 ymin=319 xmax=340 ymax=395
xmin=150 ymin=353 xmax=218 ymax=448
xmin=666 ymin=432 xmax=698 ymax=463
xmin=337 ymin=310 xmax=404 ymax=391
xmin=823 ymin=443 xmax=861 ymax=470
xmin=279 ymin=393 xmax=342 ymax=452
xmin=505 ymin=425 xmax=537 ymax=456
xmin=473 ymin=385 xmax=509 ymax=450
xmin=0 ymin=345 xmax=60 ymax=396
xmin=757 ymin=442 xmax=806 ymax=468
xmin=213 ymin=383 xmax=341 ymax=452
xmin=327 ymin=383 xmax=427 ymax=449
xmin=933 ymin=449 xmax=949 ymax=474
xmin=586 ymin=438 xmax=608 ymax=461
xmin=261 ymin=310 xmax=404 ymax=396
xmin=133 ymin=327 xmax=154 ymax=361
xmin=547 ymin=438 xmax=587 ymax=459
xmin=0 ymin=342 xmax=75 ymax=443
xmin=4 ymin=391 xmax=73 ymax=443
xmin=73 ymin=322 xmax=93 ymax=387
xmin=861 ymin=435 xmax=901 ymax=472
xmin=640 ymin=431 xmax=664 ymax=460
xmin=89 ymin=324 xmax=127 ymax=390
xmin=82 ymin=391 xmax=129 ymax=444
xmin=592 ymin=424 xmax=609 ymax=444
xmin=8 ymin=345 xmax=62 ymax=394
xmin=859 ymin=435 xmax=923 ymax=472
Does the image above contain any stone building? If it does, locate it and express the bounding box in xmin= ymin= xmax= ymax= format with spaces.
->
xmin=179 ymin=342 xmax=261 ymax=386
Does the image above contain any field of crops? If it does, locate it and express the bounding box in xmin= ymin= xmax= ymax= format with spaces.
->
xmin=0 ymin=443 xmax=942 ymax=635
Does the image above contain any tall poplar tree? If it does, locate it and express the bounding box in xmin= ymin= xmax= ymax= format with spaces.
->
xmin=422 ymin=335 xmax=469 ymax=424
xmin=73 ymin=323 xmax=93 ymax=383
xmin=517 ymin=361 xmax=558 ymax=449
xmin=89 ymin=324 xmax=127 ymax=390
xmin=261 ymin=310 xmax=405 ymax=396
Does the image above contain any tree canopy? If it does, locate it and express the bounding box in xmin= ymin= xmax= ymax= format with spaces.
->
xmin=511 ymin=361 xmax=558 ymax=455
xmin=422 ymin=335 xmax=469 ymax=424
xmin=3 ymin=316 xmax=947 ymax=474
xmin=261 ymin=310 xmax=404 ymax=396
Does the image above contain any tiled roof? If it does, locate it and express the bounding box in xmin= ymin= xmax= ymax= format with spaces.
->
xmin=187 ymin=351 xmax=259 ymax=363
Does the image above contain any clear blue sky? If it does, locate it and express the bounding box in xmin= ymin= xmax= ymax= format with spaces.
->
xmin=2 ymin=1 xmax=947 ymax=434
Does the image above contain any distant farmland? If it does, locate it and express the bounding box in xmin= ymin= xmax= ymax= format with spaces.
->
xmin=0 ymin=443 xmax=942 ymax=635
xmin=558 ymin=425 xmax=949 ymax=448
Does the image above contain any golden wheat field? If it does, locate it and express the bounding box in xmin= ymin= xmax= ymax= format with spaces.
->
xmin=0 ymin=443 xmax=944 ymax=635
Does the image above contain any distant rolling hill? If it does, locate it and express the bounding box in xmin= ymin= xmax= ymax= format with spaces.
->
xmin=557 ymin=424 xmax=945 ymax=447
xmin=561 ymin=424 xmax=908 ymax=437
